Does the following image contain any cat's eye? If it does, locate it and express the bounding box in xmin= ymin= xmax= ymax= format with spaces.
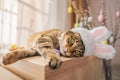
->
xmin=69 ymin=38 xmax=74 ymax=45
xmin=73 ymin=50 xmax=83 ymax=57
xmin=75 ymin=51 xmax=79 ymax=54
xmin=73 ymin=51 xmax=80 ymax=56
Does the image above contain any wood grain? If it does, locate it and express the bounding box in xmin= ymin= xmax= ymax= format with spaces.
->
xmin=45 ymin=56 xmax=101 ymax=80
xmin=0 ymin=66 xmax=23 ymax=80
xmin=2 ymin=56 xmax=101 ymax=80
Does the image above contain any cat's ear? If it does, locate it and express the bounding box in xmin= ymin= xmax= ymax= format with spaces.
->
xmin=94 ymin=43 xmax=116 ymax=60
xmin=90 ymin=26 xmax=111 ymax=42
xmin=58 ymin=31 xmax=64 ymax=40
xmin=74 ymin=32 xmax=80 ymax=38
xmin=58 ymin=31 xmax=64 ymax=37
xmin=65 ymin=31 xmax=74 ymax=35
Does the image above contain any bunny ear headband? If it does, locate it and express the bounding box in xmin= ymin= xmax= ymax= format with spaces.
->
xmin=71 ymin=26 xmax=116 ymax=60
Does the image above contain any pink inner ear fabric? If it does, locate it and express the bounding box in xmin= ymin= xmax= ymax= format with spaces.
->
xmin=95 ymin=45 xmax=112 ymax=53
xmin=93 ymin=28 xmax=104 ymax=39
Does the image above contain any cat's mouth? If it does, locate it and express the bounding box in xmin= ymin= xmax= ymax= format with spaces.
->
xmin=61 ymin=48 xmax=73 ymax=57
xmin=60 ymin=51 xmax=69 ymax=57
xmin=61 ymin=48 xmax=84 ymax=57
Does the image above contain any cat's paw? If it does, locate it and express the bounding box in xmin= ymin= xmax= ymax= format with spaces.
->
xmin=2 ymin=52 xmax=18 ymax=65
xmin=49 ymin=56 xmax=62 ymax=69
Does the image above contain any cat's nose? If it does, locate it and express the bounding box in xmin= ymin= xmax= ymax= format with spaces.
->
xmin=64 ymin=49 xmax=71 ymax=53
xmin=64 ymin=48 xmax=67 ymax=52
xmin=64 ymin=48 xmax=70 ymax=53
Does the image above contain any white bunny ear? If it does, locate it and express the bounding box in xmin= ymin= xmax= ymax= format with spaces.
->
xmin=90 ymin=26 xmax=112 ymax=42
xmin=94 ymin=43 xmax=116 ymax=60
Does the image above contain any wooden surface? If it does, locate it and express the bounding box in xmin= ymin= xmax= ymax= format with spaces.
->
xmin=1 ymin=55 xmax=101 ymax=80
xmin=2 ymin=57 xmax=45 ymax=80
xmin=45 ymin=56 xmax=100 ymax=80
xmin=0 ymin=66 xmax=23 ymax=80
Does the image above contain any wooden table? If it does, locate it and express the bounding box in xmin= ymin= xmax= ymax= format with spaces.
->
xmin=0 ymin=55 xmax=101 ymax=80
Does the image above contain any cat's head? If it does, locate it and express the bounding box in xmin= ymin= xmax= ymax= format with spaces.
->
xmin=59 ymin=31 xmax=85 ymax=57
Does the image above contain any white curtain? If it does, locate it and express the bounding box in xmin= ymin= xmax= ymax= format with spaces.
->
xmin=48 ymin=0 xmax=70 ymax=30
xmin=0 ymin=0 xmax=18 ymax=49
xmin=0 ymin=0 xmax=70 ymax=51
xmin=34 ymin=0 xmax=70 ymax=32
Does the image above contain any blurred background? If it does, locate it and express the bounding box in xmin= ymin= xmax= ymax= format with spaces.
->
xmin=0 ymin=0 xmax=120 ymax=80
xmin=0 ymin=0 xmax=71 ymax=46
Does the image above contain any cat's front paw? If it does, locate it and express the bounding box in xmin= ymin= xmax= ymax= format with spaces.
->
xmin=2 ymin=52 xmax=18 ymax=65
xmin=49 ymin=56 xmax=62 ymax=69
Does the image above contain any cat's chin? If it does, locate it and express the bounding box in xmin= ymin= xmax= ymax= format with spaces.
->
xmin=59 ymin=50 xmax=71 ymax=57
xmin=60 ymin=51 xmax=66 ymax=56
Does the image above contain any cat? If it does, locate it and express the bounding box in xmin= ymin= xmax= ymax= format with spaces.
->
xmin=2 ymin=29 xmax=85 ymax=69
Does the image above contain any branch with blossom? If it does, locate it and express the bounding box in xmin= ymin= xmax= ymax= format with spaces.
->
xmin=109 ymin=12 xmax=120 ymax=47
xmin=71 ymin=1 xmax=93 ymax=29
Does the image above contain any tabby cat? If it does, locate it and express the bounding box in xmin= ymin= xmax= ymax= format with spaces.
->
xmin=2 ymin=29 xmax=85 ymax=69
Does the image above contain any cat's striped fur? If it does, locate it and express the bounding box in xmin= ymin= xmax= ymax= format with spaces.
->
xmin=2 ymin=29 xmax=85 ymax=69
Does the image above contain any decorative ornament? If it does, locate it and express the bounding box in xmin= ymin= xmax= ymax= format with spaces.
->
xmin=98 ymin=10 xmax=104 ymax=23
xmin=102 ymin=40 xmax=109 ymax=44
xmin=68 ymin=7 xmax=72 ymax=13
xmin=79 ymin=22 xmax=84 ymax=27
xmin=74 ymin=23 xmax=79 ymax=28
xmin=88 ymin=16 xmax=93 ymax=23
xmin=9 ymin=44 xmax=18 ymax=51
xmin=116 ymin=10 xmax=120 ymax=17
xmin=9 ymin=44 xmax=24 ymax=51
xmin=109 ymin=36 xmax=114 ymax=43
xmin=68 ymin=0 xmax=72 ymax=13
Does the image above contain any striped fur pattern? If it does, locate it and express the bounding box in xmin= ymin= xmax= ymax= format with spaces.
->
xmin=2 ymin=29 xmax=85 ymax=69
